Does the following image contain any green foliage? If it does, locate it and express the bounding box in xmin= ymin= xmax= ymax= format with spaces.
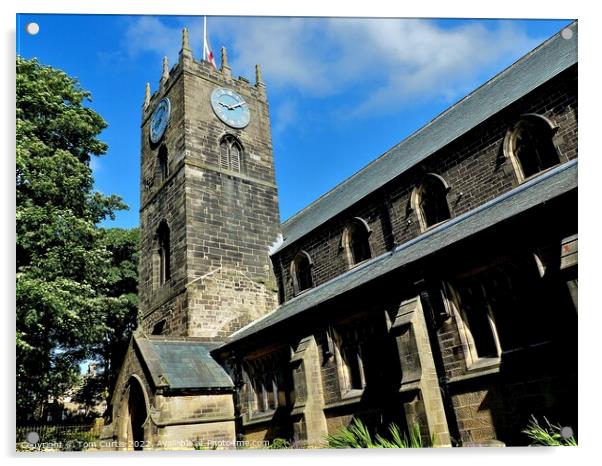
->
xmin=16 ymin=56 xmax=137 ymax=422
xmin=375 ymin=422 xmax=428 ymax=448
xmin=522 ymin=416 xmax=577 ymax=446
xmin=16 ymin=425 xmax=98 ymax=452
xmin=192 ymin=439 xmax=218 ymax=450
xmin=267 ymin=438 xmax=292 ymax=449
xmin=326 ymin=418 xmax=431 ymax=448
xmin=74 ymin=227 xmax=140 ymax=411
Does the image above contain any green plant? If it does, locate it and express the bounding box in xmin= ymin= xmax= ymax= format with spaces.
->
xmin=192 ymin=439 xmax=218 ymax=450
xmin=522 ymin=416 xmax=577 ymax=446
xmin=267 ymin=438 xmax=292 ymax=449
xmin=326 ymin=418 xmax=432 ymax=448
xmin=376 ymin=422 xmax=428 ymax=448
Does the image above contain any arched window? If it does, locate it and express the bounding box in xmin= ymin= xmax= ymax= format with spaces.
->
xmin=156 ymin=221 xmax=171 ymax=286
xmin=151 ymin=319 xmax=166 ymax=335
xmin=342 ymin=218 xmax=372 ymax=267
xmin=332 ymin=327 xmax=366 ymax=395
xmin=445 ymin=280 xmax=500 ymax=363
xmin=158 ymin=145 xmax=168 ymax=183
xmin=291 ymin=250 xmax=314 ymax=295
xmin=219 ymin=134 xmax=243 ymax=172
xmin=504 ymin=114 xmax=561 ymax=182
xmin=245 ymin=360 xmax=280 ymax=414
xmin=412 ymin=173 xmax=451 ymax=231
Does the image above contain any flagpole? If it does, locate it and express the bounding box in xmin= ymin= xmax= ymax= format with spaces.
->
xmin=203 ymin=16 xmax=207 ymax=61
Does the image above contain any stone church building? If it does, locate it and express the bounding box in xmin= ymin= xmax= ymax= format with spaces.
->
xmin=102 ymin=21 xmax=578 ymax=449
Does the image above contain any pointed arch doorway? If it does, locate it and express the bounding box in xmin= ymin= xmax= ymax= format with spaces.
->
xmin=118 ymin=376 xmax=149 ymax=450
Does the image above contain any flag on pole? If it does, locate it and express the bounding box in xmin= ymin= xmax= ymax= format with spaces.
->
xmin=203 ymin=16 xmax=217 ymax=69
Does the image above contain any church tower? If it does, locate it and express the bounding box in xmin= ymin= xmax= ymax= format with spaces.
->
xmin=139 ymin=28 xmax=281 ymax=340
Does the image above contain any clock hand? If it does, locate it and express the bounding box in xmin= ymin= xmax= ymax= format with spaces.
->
xmin=227 ymin=101 xmax=247 ymax=110
xmin=218 ymin=101 xmax=230 ymax=108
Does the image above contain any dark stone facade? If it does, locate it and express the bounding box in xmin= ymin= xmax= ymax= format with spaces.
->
xmin=103 ymin=37 xmax=281 ymax=449
xmin=272 ymin=64 xmax=577 ymax=302
xmin=214 ymin=23 xmax=578 ymax=447
xmin=138 ymin=45 xmax=281 ymax=341
xmin=107 ymin=22 xmax=578 ymax=449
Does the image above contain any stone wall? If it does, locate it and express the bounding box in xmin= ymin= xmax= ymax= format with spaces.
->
xmin=139 ymin=55 xmax=281 ymax=339
xmin=103 ymin=338 xmax=236 ymax=450
xmin=219 ymin=190 xmax=577 ymax=447
xmin=273 ymin=65 xmax=577 ymax=303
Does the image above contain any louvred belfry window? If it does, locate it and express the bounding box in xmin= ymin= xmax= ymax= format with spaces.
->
xmin=219 ymin=134 xmax=243 ymax=172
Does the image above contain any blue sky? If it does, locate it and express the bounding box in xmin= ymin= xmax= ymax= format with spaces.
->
xmin=16 ymin=15 xmax=572 ymax=228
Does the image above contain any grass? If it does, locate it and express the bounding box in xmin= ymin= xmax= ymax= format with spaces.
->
xmin=325 ymin=418 xmax=432 ymax=448
xmin=522 ymin=416 xmax=577 ymax=446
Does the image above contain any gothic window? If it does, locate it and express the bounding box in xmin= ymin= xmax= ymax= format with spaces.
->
xmin=444 ymin=280 xmax=500 ymax=366
xmin=333 ymin=328 xmax=366 ymax=396
xmin=158 ymin=145 xmax=169 ymax=183
xmin=219 ymin=134 xmax=243 ymax=172
xmin=342 ymin=218 xmax=372 ymax=268
xmin=504 ymin=114 xmax=561 ymax=182
xmin=443 ymin=250 xmax=567 ymax=372
xmin=151 ymin=319 xmax=166 ymax=335
xmin=412 ymin=173 xmax=451 ymax=231
xmin=291 ymin=250 xmax=314 ymax=295
xmin=244 ymin=357 xmax=290 ymax=417
xmin=156 ymin=221 xmax=171 ymax=286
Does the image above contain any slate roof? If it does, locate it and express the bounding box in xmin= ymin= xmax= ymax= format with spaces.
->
xmin=135 ymin=336 xmax=233 ymax=390
xmin=274 ymin=21 xmax=577 ymax=255
xmin=223 ymin=159 xmax=577 ymax=347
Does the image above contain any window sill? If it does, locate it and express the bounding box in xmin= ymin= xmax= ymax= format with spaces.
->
xmin=293 ymin=288 xmax=312 ymax=298
xmin=448 ymin=357 xmax=501 ymax=383
xmin=448 ymin=364 xmax=501 ymax=384
xmin=466 ymin=356 xmax=500 ymax=372
xmin=421 ymin=218 xmax=451 ymax=233
xmin=347 ymin=258 xmax=373 ymax=272
xmin=243 ymin=410 xmax=276 ymax=426
xmin=324 ymin=392 xmax=364 ymax=410
xmin=342 ymin=388 xmax=364 ymax=399
xmin=518 ymin=163 xmax=562 ymax=185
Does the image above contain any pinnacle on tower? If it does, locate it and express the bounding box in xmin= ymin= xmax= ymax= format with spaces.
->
xmin=144 ymin=82 xmax=151 ymax=109
xmin=180 ymin=27 xmax=193 ymax=63
xmin=221 ymin=47 xmax=231 ymax=78
xmin=182 ymin=27 xmax=190 ymax=51
xmin=255 ymin=64 xmax=264 ymax=87
xmin=161 ymin=56 xmax=169 ymax=86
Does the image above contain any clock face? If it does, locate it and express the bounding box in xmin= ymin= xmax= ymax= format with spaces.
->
xmin=149 ymin=98 xmax=171 ymax=144
xmin=211 ymin=88 xmax=251 ymax=129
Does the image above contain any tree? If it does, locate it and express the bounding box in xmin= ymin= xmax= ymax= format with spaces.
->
xmin=16 ymin=56 xmax=133 ymax=422
xmin=75 ymin=228 xmax=140 ymax=413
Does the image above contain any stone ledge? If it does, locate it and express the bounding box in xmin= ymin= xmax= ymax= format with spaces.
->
xmin=242 ymin=411 xmax=276 ymax=427
xmin=323 ymin=394 xmax=363 ymax=411
xmin=448 ymin=365 xmax=501 ymax=384
xmin=154 ymin=415 xmax=236 ymax=428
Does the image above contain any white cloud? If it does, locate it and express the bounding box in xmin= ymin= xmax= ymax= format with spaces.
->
xmin=124 ymin=17 xmax=543 ymax=118
xmin=272 ymin=99 xmax=299 ymax=137
xmin=324 ymin=19 xmax=541 ymax=115
xmin=212 ymin=17 xmax=335 ymax=94
xmin=123 ymin=16 xmax=204 ymax=69
xmin=89 ymin=156 xmax=102 ymax=174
